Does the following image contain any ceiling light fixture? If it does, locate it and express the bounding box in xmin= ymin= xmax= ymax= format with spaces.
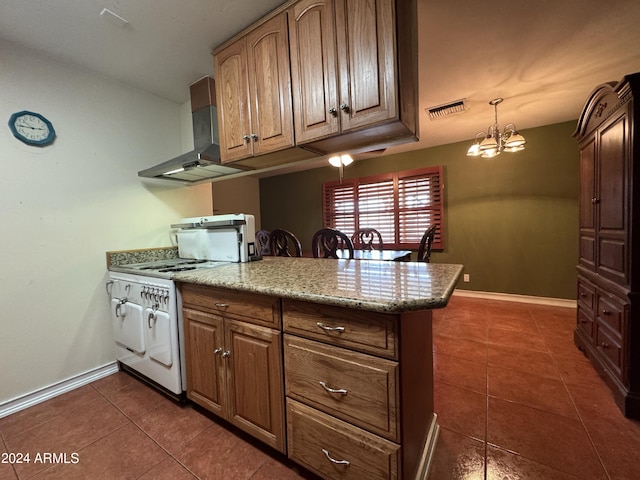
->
xmin=328 ymin=154 xmax=353 ymax=182
xmin=466 ymin=98 xmax=526 ymax=158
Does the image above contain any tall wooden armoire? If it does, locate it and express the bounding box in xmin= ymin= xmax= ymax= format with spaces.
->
xmin=574 ymin=72 xmax=640 ymax=418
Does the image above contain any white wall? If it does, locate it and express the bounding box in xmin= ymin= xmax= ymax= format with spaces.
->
xmin=0 ymin=40 xmax=212 ymax=404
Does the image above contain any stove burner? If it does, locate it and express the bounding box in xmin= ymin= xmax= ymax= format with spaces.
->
xmin=158 ymin=266 xmax=197 ymax=273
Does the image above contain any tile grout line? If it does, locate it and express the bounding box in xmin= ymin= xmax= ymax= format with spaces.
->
xmin=543 ymin=344 xmax=613 ymax=480
xmin=88 ymin=382 xmax=202 ymax=480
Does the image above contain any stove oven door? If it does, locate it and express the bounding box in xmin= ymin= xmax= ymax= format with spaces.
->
xmin=111 ymin=299 xmax=146 ymax=355
xmin=145 ymin=308 xmax=173 ymax=367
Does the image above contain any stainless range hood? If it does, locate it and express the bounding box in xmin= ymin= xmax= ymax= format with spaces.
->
xmin=138 ymin=76 xmax=249 ymax=183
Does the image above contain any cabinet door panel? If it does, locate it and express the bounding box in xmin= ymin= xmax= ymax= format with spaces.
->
xmin=225 ymin=319 xmax=285 ymax=452
xmin=215 ymin=41 xmax=252 ymax=162
xmin=246 ymin=13 xmax=294 ymax=156
xmin=289 ymin=0 xmax=339 ymax=143
xmin=598 ymin=116 xmax=626 ymax=230
xmin=597 ymin=113 xmax=628 ymax=283
xmin=335 ymin=0 xmax=396 ymax=131
xmin=579 ymin=139 xmax=596 ymax=269
xmin=184 ymin=309 xmax=225 ymax=416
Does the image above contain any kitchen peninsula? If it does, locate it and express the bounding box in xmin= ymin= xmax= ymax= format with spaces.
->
xmin=174 ymin=257 xmax=463 ymax=480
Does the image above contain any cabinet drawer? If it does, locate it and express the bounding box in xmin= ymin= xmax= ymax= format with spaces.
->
xmin=596 ymin=293 xmax=625 ymax=338
xmin=577 ymin=279 xmax=595 ymax=311
xmin=286 ymin=399 xmax=400 ymax=480
xmin=577 ymin=306 xmax=594 ymax=340
xmin=284 ymin=335 xmax=398 ymax=441
xmin=595 ymin=322 xmax=624 ymax=378
xmin=180 ymin=284 xmax=280 ymax=328
xmin=282 ymin=300 xmax=398 ymax=359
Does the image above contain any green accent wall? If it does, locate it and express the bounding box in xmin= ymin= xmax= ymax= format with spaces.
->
xmin=259 ymin=120 xmax=579 ymax=300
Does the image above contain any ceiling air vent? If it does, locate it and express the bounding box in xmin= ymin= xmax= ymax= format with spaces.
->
xmin=426 ymin=99 xmax=467 ymax=120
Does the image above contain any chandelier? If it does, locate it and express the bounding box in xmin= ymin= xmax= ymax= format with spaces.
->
xmin=328 ymin=154 xmax=353 ymax=182
xmin=466 ymin=98 xmax=526 ymax=158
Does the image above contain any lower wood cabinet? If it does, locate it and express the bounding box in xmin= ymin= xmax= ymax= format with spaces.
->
xmin=181 ymin=285 xmax=285 ymax=453
xmin=180 ymin=285 xmax=438 ymax=478
xmin=283 ymin=299 xmax=437 ymax=480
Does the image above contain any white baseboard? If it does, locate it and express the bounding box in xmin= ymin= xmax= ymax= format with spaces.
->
xmin=453 ymin=289 xmax=577 ymax=308
xmin=0 ymin=362 xmax=119 ymax=419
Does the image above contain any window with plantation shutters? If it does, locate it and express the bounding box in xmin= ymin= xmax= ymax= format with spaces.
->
xmin=322 ymin=166 xmax=444 ymax=250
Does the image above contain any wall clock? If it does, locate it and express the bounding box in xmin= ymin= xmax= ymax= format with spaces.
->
xmin=8 ymin=111 xmax=56 ymax=147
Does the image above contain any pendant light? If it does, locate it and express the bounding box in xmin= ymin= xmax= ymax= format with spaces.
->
xmin=466 ymin=98 xmax=526 ymax=157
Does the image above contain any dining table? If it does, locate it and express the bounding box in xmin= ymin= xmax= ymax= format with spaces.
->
xmin=337 ymin=248 xmax=413 ymax=261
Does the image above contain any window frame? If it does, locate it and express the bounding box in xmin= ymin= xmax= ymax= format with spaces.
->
xmin=322 ymin=165 xmax=444 ymax=250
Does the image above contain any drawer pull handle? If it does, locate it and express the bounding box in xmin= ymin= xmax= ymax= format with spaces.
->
xmin=215 ymin=303 xmax=230 ymax=308
xmin=322 ymin=448 xmax=350 ymax=466
xmin=316 ymin=322 xmax=345 ymax=333
xmin=319 ymin=381 xmax=348 ymax=395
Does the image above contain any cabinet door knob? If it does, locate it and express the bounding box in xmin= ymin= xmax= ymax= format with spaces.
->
xmin=340 ymin=103 xmax=350 ymax=113
xmin=600 ymin=342 xmax=610 ymax=349
xmin=221 ymin=351 xmax=231 ymax=358
xmin=242 ymin=134 xmax=250 ymax=142
xmin=602 ymin=309 xmax=610 ymax=315
xmin=214 ymin=347 xmax=222 ymax=355
xmin=319 ymin=381 xmax=348 ymax=395
xmin=322 ymin=448 xmax=350 ymax=466
xmin=591 ymin=197 xmax=600 ymax=204
xmin=328 ymin=107 xmax=337 ymax=116
xmin=316 ymin=322 xmax=345 ymax=333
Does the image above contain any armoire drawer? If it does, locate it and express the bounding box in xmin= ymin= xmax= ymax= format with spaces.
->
xmin=577 ymin=306 xmax=595 ymax=340
xmin=282 ymin=299 xmax=398 ymax=359
xmin=595 ymin=322 xmax=624 ymax=378
xmin=577 ymin=278 xmax=595 ymax=312
xmin=596 ymin=293 xmax=626 ymax=338
xmin=286 ymin=399 xmax=400 ymax=480
xmin=284 ymin=334 xmax=399 ymax=441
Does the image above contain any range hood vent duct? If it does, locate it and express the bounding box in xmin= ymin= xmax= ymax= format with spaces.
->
xmin=138 ymin=76 xmax=248 ymax=183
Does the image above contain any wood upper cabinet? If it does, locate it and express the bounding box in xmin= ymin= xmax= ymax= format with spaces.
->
xmin=181 ymin=285 xmax=285 ymax=453
xmin=288 ymin=0 xmax=400 ymax=145
xmin=214 ymin=12 xmax=294 ymax=162
xmin=288 ymin=0 xmax=339 ymax=143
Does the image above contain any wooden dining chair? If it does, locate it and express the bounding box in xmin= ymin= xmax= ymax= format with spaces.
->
xmin=312 ymin=228 xmax=354 ymax=259
xmin=351 ymin=228 xmax=383 ymax=251
xmin=255 ymin=229 xmax=271 ymax=256
xmin=269 ymin=229 xmax=303 ymax=257
xmin=417 ymin=224 xmax=437 ymax=262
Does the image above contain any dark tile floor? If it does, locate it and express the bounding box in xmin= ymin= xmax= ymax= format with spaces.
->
xmin=1 ymin=295 xmax=639 ymax=479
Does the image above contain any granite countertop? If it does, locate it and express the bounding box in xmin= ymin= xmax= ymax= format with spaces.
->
xmin=173 ymin=257 xmax=464 ymax=313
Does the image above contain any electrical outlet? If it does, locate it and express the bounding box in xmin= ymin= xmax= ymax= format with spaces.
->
xmin=463 ymin=273 xmax=470 ymax=282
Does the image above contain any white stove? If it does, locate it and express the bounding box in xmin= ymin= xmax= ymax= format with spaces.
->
xmin=110 ymin=257 xmax=230 ymax=279
xmin=107 ymin=213 xmax=257 ymax=399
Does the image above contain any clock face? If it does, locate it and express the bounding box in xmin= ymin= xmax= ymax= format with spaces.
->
xmin=8 ymin=111 xmax=56 ymax=146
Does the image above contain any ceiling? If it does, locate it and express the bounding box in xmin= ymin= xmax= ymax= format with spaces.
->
xmin=2 ymin=0 xmax=640 ymax=156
